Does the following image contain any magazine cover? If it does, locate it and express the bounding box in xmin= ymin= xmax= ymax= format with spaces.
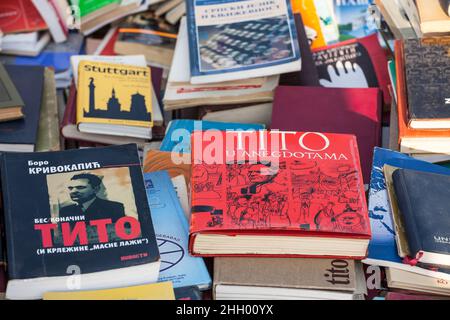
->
xmin=333 ymin=0 xmax=377 ymax=40
xmin=186 ymin=0 xmax=301 ymax=83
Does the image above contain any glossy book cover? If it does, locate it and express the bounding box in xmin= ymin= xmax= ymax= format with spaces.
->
xmin=189 ymin=130 xmax=370 ymax=238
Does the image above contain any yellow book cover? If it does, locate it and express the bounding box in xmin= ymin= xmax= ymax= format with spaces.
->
xmin=43 ymin=282 xmax=175 ymax=300
xmin=291 ymin=0 xmax=327 ymax=49
xmin=76 ymin=61 xmax=153 ymax=128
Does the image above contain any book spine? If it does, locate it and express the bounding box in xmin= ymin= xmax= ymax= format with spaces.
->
xmin=185 ymin=0 xmax=198 ymax=77
xmin=0 ymin=155 xmax=17 ymax=279
xmin=392 ymin=169 xmax=422 ymax=259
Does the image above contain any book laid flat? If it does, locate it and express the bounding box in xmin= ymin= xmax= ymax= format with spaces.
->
xmin=43 ymin=282 xmax=175 ymax=300
xmin=189 ymin=130 xmax=370 ymax=258
xmin=416 ymin=0 xmax=450 ymax=35
xmin=386 ymin=267 xmax=450 ymax=296
xmin=36 ymin=68 xmax=61 ymax=152
xmin=393 ymin=168 xmax=450 ymax=269
xmin=0 ymin=31 xmax=51 ymax=57
xmin=271 ymin=86 xmax=382 ymax=184
xmin=114 ymin=11 xmax=179 ymax=68
xmin=404 ymin=37 xmax=450 ymax=129
xmin=145 ymin=171 xmax=212 ymax=290
xmin=163 ymin=18 xmax=279 ymax=111
xmin=312 ymin=33 xmax=391 ymax=106
xmin=186 ymin=0 xmax=301 ymax=84
xmin=0 ymin=65 xmax=45 ymax=152
xmin=214 ymin=257 xmax=366 ymax=300
xmin=0 ymin=63 xmax=24 ymax=121
xmin=0 ymin=0 xmax=48 ymax=34
xmin=76 ymin=61 xmax=153 ymax=139
xmin=394 ymin=40 xmax=450 ymax=154
xmin=143 ymin=150 xmax=191 ymax=183
xmin=364 ymin=148 xmax=450 ymax=281
xmin=2 ymin=144 xmax=161 ymax=299
xmin=383 ymin=165 xmax=410 ymax=258
xmin=159 ymin=119 xmax=265 ymax=154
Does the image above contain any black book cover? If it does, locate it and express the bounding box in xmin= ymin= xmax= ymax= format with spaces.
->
xmin=279 ymin=13 xmax=320 ymax=86
xmin=0 ymin=65 xmax=44 ymax=147
xmin=404 ymin=38 xmax=450 ymax=122
xmin=392 ymin=168 xmax=450 ymax=259
xmin=1 ymin=144 xmax=159 ymax=280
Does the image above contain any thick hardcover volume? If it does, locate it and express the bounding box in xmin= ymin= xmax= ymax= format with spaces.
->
xmin=144 ymin=171 xmax=211 ymax=290
xmin=186 ymin=0 xmax=301 ymax=83
xmin=0 ymin=0 xmax=48 ymax=34
xmin=76 ymin=61 xmax=153 ymax=128
xmin=312 ymin=34 xmax=391 ymax=106
xmin=1 ymin=144 xmax=160 ymax=280
xmin=404 ymin=38 xmax=450 ymax=125
xmin=0 ymin=65 xmax=45 ymax=148
xmin=393 ymin=169 xmax=450 ymax=261
xmin=189 ymin=130 xmax=370 ymax=255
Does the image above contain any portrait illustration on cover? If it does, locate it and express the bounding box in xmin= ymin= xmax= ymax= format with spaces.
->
xmin=46 ymin=167 xmax=139 ymax=244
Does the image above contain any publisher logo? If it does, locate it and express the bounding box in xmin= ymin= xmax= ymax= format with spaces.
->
xmin=445 ymin=98 xmax=450 ymax=105
xmin=66 ymin=265 xmax=81 ymax=290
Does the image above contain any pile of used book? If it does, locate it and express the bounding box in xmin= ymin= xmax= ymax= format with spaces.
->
xmin=0 ymin=0 xmax=449 ymax=301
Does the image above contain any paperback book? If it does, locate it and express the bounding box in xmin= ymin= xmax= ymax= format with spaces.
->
xmin=2 ymin=144 xmax=161 ymax=299
xmin=186 ymin=0 xmax=301 ymax=84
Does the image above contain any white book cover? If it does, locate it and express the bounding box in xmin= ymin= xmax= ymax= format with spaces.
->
xmin=186 ymin=0 xmax=301 ymax=84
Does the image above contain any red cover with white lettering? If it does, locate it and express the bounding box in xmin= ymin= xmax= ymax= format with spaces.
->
xmin=0 ymin=0 xmax=47 ymax=34
xmin=189 ymin=130 xmax=370 ymax=257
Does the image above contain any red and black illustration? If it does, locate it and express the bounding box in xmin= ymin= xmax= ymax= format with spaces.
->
xmin=190 ymin=131 xmax=370 ymax=236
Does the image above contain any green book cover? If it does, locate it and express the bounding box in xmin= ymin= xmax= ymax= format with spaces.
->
xmin=70 ymin=0 xmax=120 ymax=18
xmin=0 ymin=63 xmax=24 ymax=110
xmin=388 ymin=60 xmax=397 ymax=103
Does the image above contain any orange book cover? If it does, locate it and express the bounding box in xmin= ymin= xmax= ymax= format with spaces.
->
xmin=291 ymin=0 xmax=327 ymax=49
xmin=395 ymin=40 xmax=450 ymax=142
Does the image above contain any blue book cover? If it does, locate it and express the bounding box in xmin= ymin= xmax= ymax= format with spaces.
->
xmin=144 ymin=171 xmax=212 ymax=290
xmin=333 ymin=0 xmax=377 ymax=41
xmin=159 ymin=119 xmax=265 ymax=153
xmin=0 ymin=33 xmax=84 ymax=73
xmin=367 ymin=147 xmax=450 ymax=266
xmin=186 ymin=0 xmax=301 ymax=82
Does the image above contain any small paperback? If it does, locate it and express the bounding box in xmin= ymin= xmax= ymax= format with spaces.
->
xmin=186 ymin=0 xmax=301 ymax=84
xmin=2 ymin=144 xmax=160 ymax=299
xmin=76 ymin=61 xmax=153 ymax=139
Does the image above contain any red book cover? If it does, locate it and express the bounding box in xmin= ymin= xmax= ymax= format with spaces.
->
xmin=270 ymin=86 xmax=382 ymax=184
xmin=312 ymin=33 xmax=391 ymax=106
xmin=0 ymin=0 xmax=47 ymax=34
xmin=189 ymin=130 xmax=370 ymax=257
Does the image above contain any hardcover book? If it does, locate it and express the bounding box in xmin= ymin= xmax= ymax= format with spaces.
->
xmin=189 ymin=130 xmax=370 ymax=258
xmin=394 ymin=40 xmax=450 ymax=154
xmin=363 ymin=147 xmax=450 ymax=281
xmin=186 ymin=0 xmax=301 ymax=84
xmin=76 ymin=61 xmax=153 ymax=139
xmin=271 ymin=85 xmax=382 ymax=184
xmin=0 ymin=65 xmax=45 ymax=152
xmin=145 ymin=171 xmax=212 ymax=290
xmin=0 ymin=63 xmax=24 ymax=122
xmin=214 ymin=257 xmax=366 ymax=300
xmin=312 ymin=33 xmax=391 ymax=106
xmin=43 ymin=281 xmax=175 ymax=300
xmin=404 ymin=37 xmax=450 ymax=129
xmin=2 ymin=144 xmax=161 ymax=300
xmin=0 ymin=0 xmax=48 ymax=34
xmin=416 ymin=0 xmax=450 ymax=35
xmin=393 ymin=169 xmax=450 ymax=268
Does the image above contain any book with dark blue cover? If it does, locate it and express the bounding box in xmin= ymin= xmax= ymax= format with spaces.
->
xmin=365 ymin=147 xmax=450 ymax=268
xmin=0 ymin=65 xmax=45 ymax=152
xmin=159 ymin=119 xmax=265 ymax=153
xmin=1 ymin=144 xmax=161 ymax=299
xmin=186 ymin=0 xmax=301 ymax=84
xmin=393 ymin=169 xmax=450 ymax=267
xmin=144 ymin=171 xmax=211 ymax=290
